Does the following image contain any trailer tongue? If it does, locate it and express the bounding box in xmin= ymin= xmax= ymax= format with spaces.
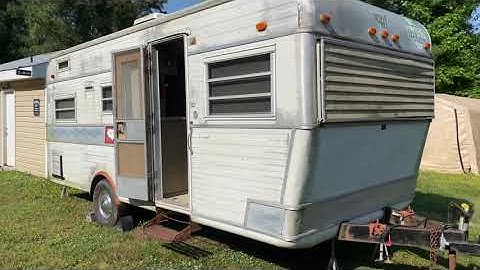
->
xmin=335 ymin=203 xmax=480 ymax=270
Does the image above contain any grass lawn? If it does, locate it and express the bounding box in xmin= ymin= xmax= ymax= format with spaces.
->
xmin=0 ymin=170 xmax=479 ymax=269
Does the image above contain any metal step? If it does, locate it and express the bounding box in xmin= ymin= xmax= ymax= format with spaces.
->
xmin=139 ymin=224 xmax=183 ymax=242
xmin=135 ymin=211 xmax=201 ymax=243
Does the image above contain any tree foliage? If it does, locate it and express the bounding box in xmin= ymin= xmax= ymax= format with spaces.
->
xmin=364 ymin=0 xmax=480 ymax=97
xmin=0 ymin=0 xmax=166 ymax=63
xmin=0 ymin=0 xmax=23 ymax=63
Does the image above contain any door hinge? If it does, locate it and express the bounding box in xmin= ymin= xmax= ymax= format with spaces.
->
xmin=147 ymin=113 xmax=156 ymax=133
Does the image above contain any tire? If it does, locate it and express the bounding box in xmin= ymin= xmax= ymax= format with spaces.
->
xmin=93 ymin=180 xmax=119 ymax=226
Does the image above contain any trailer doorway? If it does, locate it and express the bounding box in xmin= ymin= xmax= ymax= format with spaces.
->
xmin=152 ymin=37 xmax=189 ymax=210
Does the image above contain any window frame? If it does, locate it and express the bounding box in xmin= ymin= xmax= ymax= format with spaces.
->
xmin=54 ymin=95 xmax=76 ymax=123
xmin=101 ymin=85 xmax=113 ymax=114
xmin=204 ymin=46 xmax=276 ymax=120
xmin=57 ymin=58 xmax=70 ymax=72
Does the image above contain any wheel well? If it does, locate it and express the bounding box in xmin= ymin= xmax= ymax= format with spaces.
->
xmin=90 ymin=175 xmax=106 ymax=198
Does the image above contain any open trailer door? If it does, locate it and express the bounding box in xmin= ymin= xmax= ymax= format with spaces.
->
xmin=113 ymin=47 xmax=151 ymax=201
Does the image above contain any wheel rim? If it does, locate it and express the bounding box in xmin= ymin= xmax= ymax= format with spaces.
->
xmin=98 ymin=190 xmax=113 ymax=220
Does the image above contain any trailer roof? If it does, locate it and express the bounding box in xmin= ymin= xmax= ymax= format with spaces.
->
xmin=52 ymin=0 xmax=431 ymax=59
xmin=54 ymin=0 xmax=232 ymax=58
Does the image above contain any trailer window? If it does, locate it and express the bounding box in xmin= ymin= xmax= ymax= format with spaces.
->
xmin=101 ymin=86 xmax=113 ymax=113
xmin=55 ymin=98 xmax=75 ymax=121
xmin=57 ymin=59 xmax=70 ymax=71
xmin=116 ymin=60 xmax=143 ymax=119
xmin=207 ymin=54 xmax=272 ymax=116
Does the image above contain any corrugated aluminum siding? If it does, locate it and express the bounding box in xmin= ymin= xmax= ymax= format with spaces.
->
xmin=320 ymin=38 xmax=435 ymax=122
xmin=191 ymin=128 xmax=290 ymax=226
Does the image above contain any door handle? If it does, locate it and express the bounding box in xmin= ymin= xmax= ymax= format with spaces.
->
xmin=116 ymin=122 xmax=126 ymax=140
xmin=187 ymin=123 xmax=193 ymax=155
xmin=117 ymin=122 xmax=125 ymax=133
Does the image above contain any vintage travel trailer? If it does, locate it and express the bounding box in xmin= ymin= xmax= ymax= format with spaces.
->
xmin=45 ymin=0 xmax=435 ymax=248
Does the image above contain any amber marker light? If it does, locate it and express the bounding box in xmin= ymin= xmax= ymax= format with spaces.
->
xmin=380 ymin=30 xmax=389 ymax=39
xmin=320 ymin=13 xmax=331 ymax=24
xmin=256 ymin=21 xmax=268 ymax=32
xmin=391 ymin=34 xmax=400 ymax=42
xmin=424 ymin=42 xmax=432 ymax=50
xmin=368 ymin=27 xmax=377 ymax=36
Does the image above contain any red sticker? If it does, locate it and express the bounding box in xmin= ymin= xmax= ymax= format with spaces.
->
xmin=104 ymin=126 xmax=115 ymax=144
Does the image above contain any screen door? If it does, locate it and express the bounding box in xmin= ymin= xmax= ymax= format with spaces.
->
xmin=114 ymin=49 xmax=149 ymax=201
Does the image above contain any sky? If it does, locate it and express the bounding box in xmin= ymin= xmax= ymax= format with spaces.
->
xmin=165 ymin=0 xmax=202 ymax=13
xmin=471 ymin=5 xmax=480 ymax=34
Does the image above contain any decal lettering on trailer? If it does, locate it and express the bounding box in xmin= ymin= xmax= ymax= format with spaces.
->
xmin=374 ymin=13 xmax=388 ymax=28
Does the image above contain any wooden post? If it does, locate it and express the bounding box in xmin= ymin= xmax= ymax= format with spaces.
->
xmin=448 ymin=249 xmax=457 ymax=270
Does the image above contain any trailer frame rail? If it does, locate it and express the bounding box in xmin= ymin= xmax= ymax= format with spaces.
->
xmin=334 ymin=206 xmax=480 ymax=270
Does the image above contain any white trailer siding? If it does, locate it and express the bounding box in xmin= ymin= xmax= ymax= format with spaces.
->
xmin=187 ymin=34 xmax=305 ymax=127
xmin=186 ymin=34 xmax=303 ymax=226
xmin=47 ymin=0 xmax=300 ymax=84
xmin=46 ymin=73 xmax=112 ymax=125
xmin=191 ymin=128 xmax=291 ymax=226
xmin=46 ymin=0 xmax=307 ymax=192
xmin=46 ymin=72 xmax=114 ymax=190
xmin=48 ymin=142 xmax=114 ymax=191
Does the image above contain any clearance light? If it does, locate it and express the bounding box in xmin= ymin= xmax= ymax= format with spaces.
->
xmin=424 ymin=42 xmax=432 ymax=50
xmin=380 ymin=30 xmax=389 ymax=39
xmin=391 ymin=34 xmax=400 ymax=42
xmin=320 ymin=13 xmax=331 ymax=24
xmin=256 ymin=21 xmax=268 ymax=32
xmin=368 ymin=27 xmax=377 ymax=36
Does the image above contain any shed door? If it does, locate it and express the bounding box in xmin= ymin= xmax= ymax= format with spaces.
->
xmin=114 ymin=49 xmax=150 ymax=201
xmin=4 ymin=92 xmax=15 ymax=167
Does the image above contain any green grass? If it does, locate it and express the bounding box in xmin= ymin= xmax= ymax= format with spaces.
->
xmin=0 ymin=170 xmax=479 ymax=269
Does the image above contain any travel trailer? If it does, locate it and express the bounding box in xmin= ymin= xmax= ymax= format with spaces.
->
xmin=45 ymin=0 xmax=435 ymax=248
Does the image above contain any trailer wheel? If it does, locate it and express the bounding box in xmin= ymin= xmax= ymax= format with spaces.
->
xmin=93 ymin=180 xmax=119 ymax=226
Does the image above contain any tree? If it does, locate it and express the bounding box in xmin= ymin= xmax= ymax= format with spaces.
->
xmin=0 ymin=0 xmax=167 ymax=63
xmin=364 ymin=0 xmax=480 ymax=97
xmin=0 ymin=0 xmax=25 ymax=63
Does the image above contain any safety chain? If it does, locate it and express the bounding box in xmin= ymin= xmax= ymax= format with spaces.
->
xmin=428 ymin=225 xmax=443 ymax=268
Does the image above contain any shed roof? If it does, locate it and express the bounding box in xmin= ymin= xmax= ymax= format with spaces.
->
xmin=0 ymin=52 xmax=57 ymax=72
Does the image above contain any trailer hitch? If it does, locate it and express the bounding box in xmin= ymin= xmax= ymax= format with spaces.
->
xmin=337 ymin=203 xmax=480 ymax=270
xmin=448 ymin=202 xmax=474 ymax=235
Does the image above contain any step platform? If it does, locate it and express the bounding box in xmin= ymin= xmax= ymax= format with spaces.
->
xmin=135 ymin=212 xmax=201 ymax=243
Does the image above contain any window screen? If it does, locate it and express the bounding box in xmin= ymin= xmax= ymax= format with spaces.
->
xmin=55 ymin=98 xmax=75 ymax=120
xmin=102 ymin=86 xmax=113 ymax=112
xmin=58 ymin=60 xmax=69 ymax=70
xmin=117 ymin=60 xmax=143 ymax=119
xmin=207 ymin=53 xmax=272 ymax=116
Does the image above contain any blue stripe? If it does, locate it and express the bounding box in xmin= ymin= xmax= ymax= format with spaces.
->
xmin=47 ymin=125 xmax=111 ymax=146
